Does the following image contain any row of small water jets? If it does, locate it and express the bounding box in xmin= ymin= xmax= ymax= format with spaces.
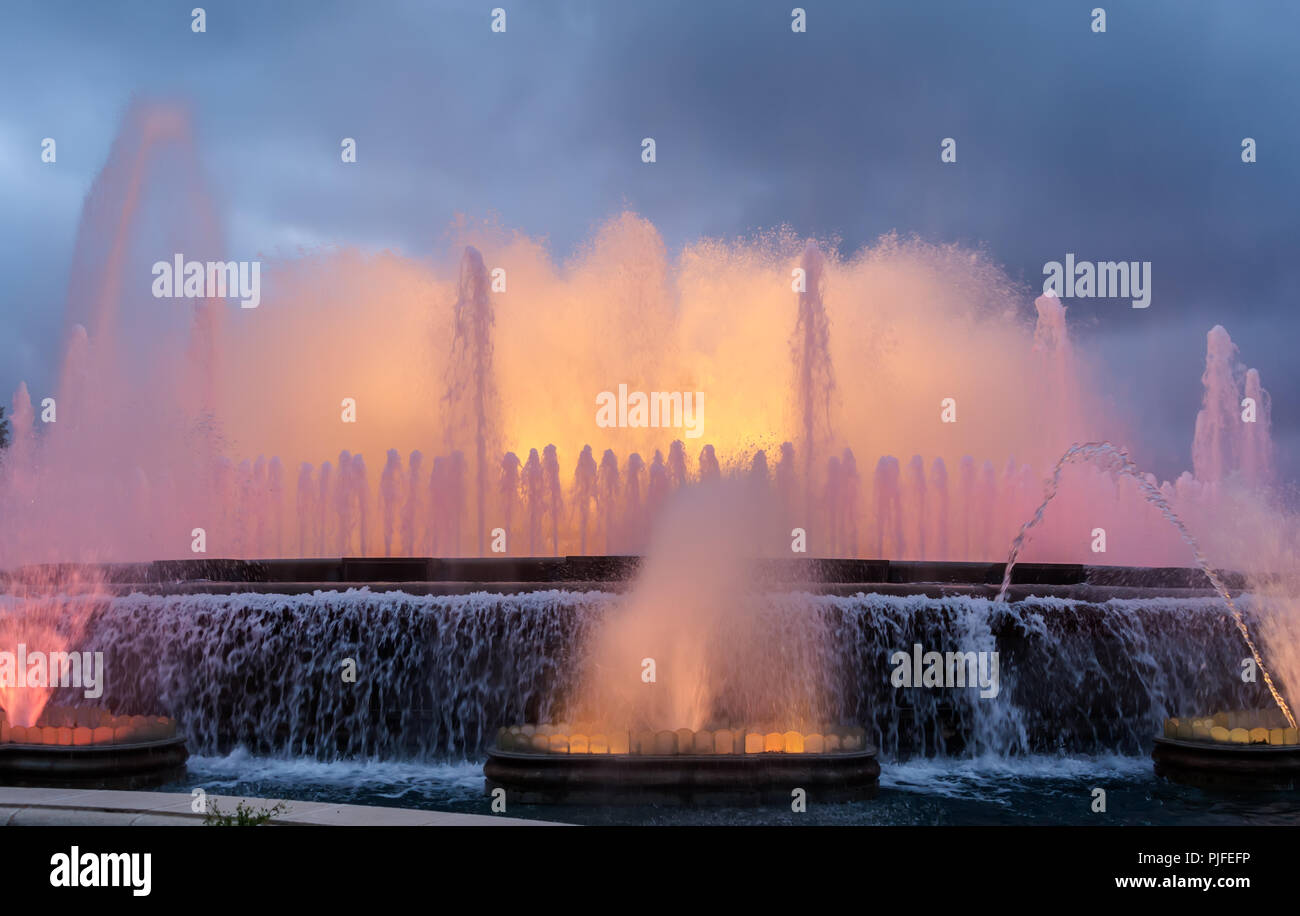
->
xmin=4 ymin=437 xmax=1293 ymax=762
xmin=0 ymin=210 xmax=1279 ymax=570
xmin=194 ymin=438 xmax=1232 ymax=564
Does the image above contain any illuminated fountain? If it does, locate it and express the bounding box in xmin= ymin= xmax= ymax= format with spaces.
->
xmin=483 ymin=482 xmax=880 ymax=803
xmin=0 ymin=706 xmax=186 ymax=789
xmin=0 ymin=569 xmax=186 ymax=786
xmin=2 ymin=101 xmax=1299 ymax=803
xmin=485 ymin=722 xmax=878 ymax=804
xmin=3 ymin=106 xmax=1290 ymax=574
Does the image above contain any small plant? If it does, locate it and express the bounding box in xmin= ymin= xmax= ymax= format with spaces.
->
xmin=202 ymin=799 xmax=289 ymax=826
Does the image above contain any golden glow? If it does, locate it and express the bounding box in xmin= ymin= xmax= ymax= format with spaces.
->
xmin=501 ymin=723 xmax=870 ymax=755
xmin=1164 ymin=712 xmax=1298 ymax=746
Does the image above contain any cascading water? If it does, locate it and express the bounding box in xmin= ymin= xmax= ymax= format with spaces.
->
xmin=57 ymin=586 xmax=1263 ymax=762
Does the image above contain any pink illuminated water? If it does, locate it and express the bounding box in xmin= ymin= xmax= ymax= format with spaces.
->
xmin=0 ymin=101 xmax=1291 ymax=582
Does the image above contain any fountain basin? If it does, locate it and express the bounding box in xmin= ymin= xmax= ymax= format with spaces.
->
xmin=0 ymin=706 xmax=187 ymax=788
xmin=1153 ymin=712 xmax=1300 ymax=789
xmin=485 ymin=724 xmax=879 ymax=804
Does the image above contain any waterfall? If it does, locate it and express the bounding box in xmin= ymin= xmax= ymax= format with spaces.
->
xmin=65 ymin=588 xmax=1267 ymax=762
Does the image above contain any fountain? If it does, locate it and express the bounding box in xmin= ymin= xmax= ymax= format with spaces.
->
xmin=0 ymin=568 xmax=185 ymax=786
xmin=483 ymin=482 xmax=881 ymax=803
xmin=484 ymin=722 xmax=879 ymax=805
xmin=1153 ymin=710 xmax=1300 ymax=790
xmin=0 ymin=705 xmax=186 ymax=789
xmin=2 ymin=102 xmax=1299 ymax=808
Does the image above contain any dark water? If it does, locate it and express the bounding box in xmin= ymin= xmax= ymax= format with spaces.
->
xmin=161 ymin=751 xmax=1300 ymax=826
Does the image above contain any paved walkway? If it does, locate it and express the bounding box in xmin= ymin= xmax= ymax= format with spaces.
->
xmin=0 ymin=787 xmax=556 ymax=826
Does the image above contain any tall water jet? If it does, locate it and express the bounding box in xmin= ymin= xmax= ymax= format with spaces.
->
xmin=824 ymin=454 xmax=843 ymax=555
xmin=335 ymin=450 xmax=354 ymax=554
xmin=958 ymin=456 xmax=976 ymax=560
xmin=976 ymin=459 xmax=997 ymax=560
xmin=297 ymin=462 xmax=315 ymax=557
xmin=352 ymin=454 xmax=369 ymax=556
xmin=667 ymin=440 xmax=688 ymax=489
xmin=698 ymin=444 xmax=720 ymax=482
xmin=5 ymin=384 xmax=35 ymax=494
xmin=380 ymin=449 xmax=403 ymax=557
xmin=447 ymin=451 xmax=467 ymax=556
xmin=523 ymin=448 xmax=543 ymax=556
xmin=429 ymin=456 xmax=447 ymax=556
xmin=403 ymin=450 xmax=424 ymax=555
xmin=1192 ymin=326 xmax=1239 ymax=486
xmin=316 ymin=460 xmax=333 ymax=557
xmin=776 ymin=441 xmax=797 ymax=520
xmin=1240 ymin=368 xmax=1274 ymax=488
xmin=268 ymin=457 xmax=284 ymax=556
xmin=574 ymin=445 xmax=597 ymax=554
xmin=930 ymin=457 xmax=949 ymax=560
xmin=443 ymin=246 xmax=497 ymax=556
xmin=542 ymin=444 xmax=562 ymax=556
xmin=625 ymin=453 xmax=645 ymax=552
xmin=598 ymin=449 xmax=620 ymax=553
xmin=648 ymin=450 xmax=670 ymax=518
xmin=791 ymin=241 xmax=835 ymax=527
xmin=1032 ymin=291 xmax=1077 ymax=460
xmin=874 ymin=456 xmax=904 ymax=558
xmin=840 ymin=448 xmax=859 ymax=556
xmin=499 ymin=452 xmax=521 ymax=555
xmin=906 ymin=455 xmax=927 ymax=560
xmin=252 ymin=457 xmax=268 ymax=556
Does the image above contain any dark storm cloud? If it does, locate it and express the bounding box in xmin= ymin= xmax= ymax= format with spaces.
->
xmin=0 ymin=0 xmax=1297 ymax=480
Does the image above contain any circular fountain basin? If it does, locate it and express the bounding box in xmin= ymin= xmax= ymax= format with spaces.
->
xmin=1153 ymin=713 xmax=1300 ymax=790
xmin=484 ymin=725 xmax=880 ymax=804
xmin=0 ymin=706 xmax=187 ymax=788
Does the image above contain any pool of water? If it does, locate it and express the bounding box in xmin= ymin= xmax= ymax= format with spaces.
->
xmin=159 ymin=750 xmax=1300 ymax=826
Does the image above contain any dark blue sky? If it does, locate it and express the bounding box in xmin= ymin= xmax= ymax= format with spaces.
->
xmin=2 ymin=0 xmax=1298 ymax=480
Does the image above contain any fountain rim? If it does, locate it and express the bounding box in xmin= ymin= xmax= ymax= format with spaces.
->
xmin=1152 ymin=735 xmax=1300 ymax=756
xmin=485 ymin=746 xmax=880 ymax=763
xmin=0 ymin=557 xmax=1254 ymax=595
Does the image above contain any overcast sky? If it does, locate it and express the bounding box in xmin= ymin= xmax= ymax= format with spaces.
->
xmin=1 ymin=0 xmax=1297 ymax=482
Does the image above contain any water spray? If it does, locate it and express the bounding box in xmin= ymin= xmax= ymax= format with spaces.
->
xmin=997 ymin=441 xmax=1296 ymax=729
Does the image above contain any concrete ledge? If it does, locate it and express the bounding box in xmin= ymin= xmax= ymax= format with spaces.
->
xmin=0 ymin=557 xmax=1248 ymax=592
xmin=0 ymin=787 xmax=558 ymax=826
